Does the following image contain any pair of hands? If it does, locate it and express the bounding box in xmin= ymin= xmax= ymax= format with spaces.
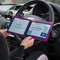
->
xmin=0 ymin=29 xmax=35 ymax=49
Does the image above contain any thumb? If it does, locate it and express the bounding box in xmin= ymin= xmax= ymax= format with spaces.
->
xmin=30 ymin=39 xmax=35 ymax=43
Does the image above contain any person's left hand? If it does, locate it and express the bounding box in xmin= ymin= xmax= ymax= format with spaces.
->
xmin=20 ymin=36 xmax=34 ymax=49
xmin=0 ymin=29 xmax=11 ymax=37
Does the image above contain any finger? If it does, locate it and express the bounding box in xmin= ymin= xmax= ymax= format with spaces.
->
xmin=4 ymin=29 xmax=7 ymax=32
xmin=30 ymin=39 xmax=35 ymax=44
xmin=25 ymin=36 xmax=32 ymax=40
xmin=6 ymin=34 xmax=10 ymax=36
xmin=31 ymin=39 xmax=35 ymax=41
xmin=31 ymin=39 xmax=35 ymax=42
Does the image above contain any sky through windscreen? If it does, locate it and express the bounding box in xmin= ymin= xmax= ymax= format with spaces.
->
xmin=0 ymin=0 xmax=60 ymax=4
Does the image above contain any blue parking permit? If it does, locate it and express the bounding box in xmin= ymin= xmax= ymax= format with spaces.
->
xmin=7 ymin=16 xmax=53 ymax=42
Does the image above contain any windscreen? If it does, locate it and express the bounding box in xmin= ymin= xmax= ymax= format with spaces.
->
xmin=13 ymin=0 xmax=31 ymax=4
xmin=0 ymin=0 xmax=60 ymax=4
xmin=0 ymin=0 xmax=5 ymax=2
xmin=13 ymin=0 xmax=60 ymax=4
xmin=45 ymin=0 xmax=60 ymax=4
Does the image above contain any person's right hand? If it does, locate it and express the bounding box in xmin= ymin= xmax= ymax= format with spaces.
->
xmin=20 ymin=36 xmax=34 ymax=49
xmin=0 ymin=29 xmax=11 ymax=37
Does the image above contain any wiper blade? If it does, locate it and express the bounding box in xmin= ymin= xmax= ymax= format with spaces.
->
xmin=0 ymin=3 xmax=17 ymax=5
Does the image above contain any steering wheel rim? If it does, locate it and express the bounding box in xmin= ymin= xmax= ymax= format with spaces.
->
xmin=16 ymin=0 xmax=54 ymax=22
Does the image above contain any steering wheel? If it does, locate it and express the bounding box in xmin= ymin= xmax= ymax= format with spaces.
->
xmin=14 ymin=0 xmax=55 ymax=44
xmin=16 ymin=0 xmax=54 ymax=22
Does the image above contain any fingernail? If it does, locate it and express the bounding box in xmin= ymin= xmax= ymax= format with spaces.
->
xmin=31 ymin=39 xmax=34 ymax=40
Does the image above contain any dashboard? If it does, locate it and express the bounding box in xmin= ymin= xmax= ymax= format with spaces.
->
xmin=0 ymin=2 xmax=60 ymax=23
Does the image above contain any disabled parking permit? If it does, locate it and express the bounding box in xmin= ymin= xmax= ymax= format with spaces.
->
xmin=7 ymin=16 xmax=53 ymax=42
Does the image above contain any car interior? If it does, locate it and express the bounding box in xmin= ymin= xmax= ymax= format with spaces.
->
xmin=0 ymin=0 xmax=60 ymax=60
